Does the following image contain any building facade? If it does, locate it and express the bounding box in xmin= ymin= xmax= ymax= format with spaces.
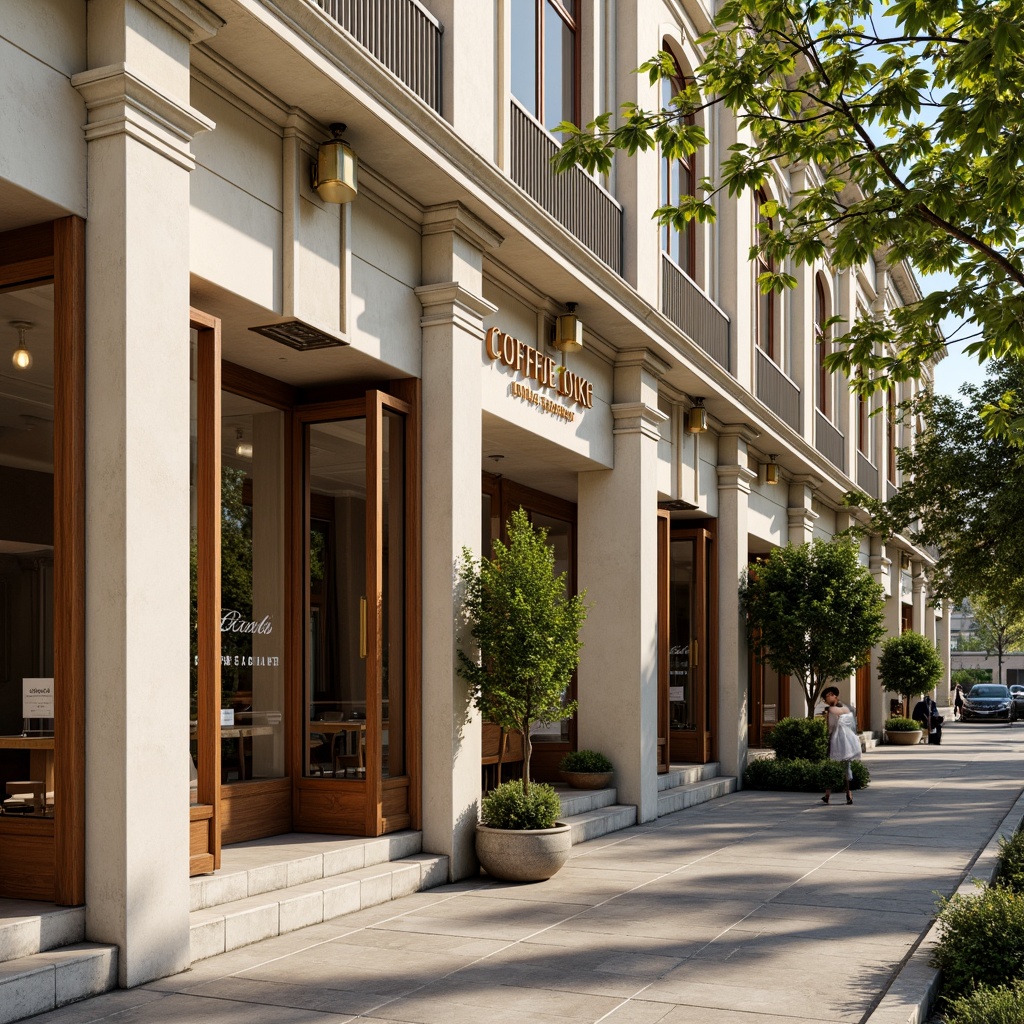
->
xmin=0 ymin=0 xmax=947 ymax=989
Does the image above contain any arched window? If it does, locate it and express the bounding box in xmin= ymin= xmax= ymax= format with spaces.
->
xmin=661 ymin=46 xmax=696 ymax=277
xmin=755 ymin=189 xmax=775 ymax=360
xmin=815 ymin=276 xmax=831 ymax=417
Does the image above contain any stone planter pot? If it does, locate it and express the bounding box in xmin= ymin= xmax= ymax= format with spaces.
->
xmin=559 ymin=770 xmax=613 ymax=790
xmin=476 ymin=822 xmax=572 ymax=882
xmin=885 ymin=729 xmax=923 ymax=745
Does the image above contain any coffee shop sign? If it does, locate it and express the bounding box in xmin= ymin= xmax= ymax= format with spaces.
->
xmin=486 ymin=327 xmax=593 ymax=418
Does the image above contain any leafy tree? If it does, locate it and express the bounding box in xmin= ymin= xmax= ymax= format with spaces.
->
xmin=554 ymin=0 xmax=1024 ymax=391
xmin=740 ymin=538 xmax=886 ymax=716
xmin=457 ymin=508 xmax=587 ymax=797
xmin=877 ymin=630 xmax=943 ymax=700
xmin=951 ymin=668 xmax=992 ymax=689
xmin=969 ymin=597 xmax=1024 ymax=687
xmin=851 ymin=361 xmax=1024 ymax=612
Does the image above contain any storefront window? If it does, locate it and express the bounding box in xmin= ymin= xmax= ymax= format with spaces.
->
xmin=0 ymin=283 xmax=55 ymax=817
xmin=669 ymin=538 xmax=695 ymax=733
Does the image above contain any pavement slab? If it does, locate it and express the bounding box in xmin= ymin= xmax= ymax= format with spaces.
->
xmin=26 ymin=719 xmax=1024 ymax=1024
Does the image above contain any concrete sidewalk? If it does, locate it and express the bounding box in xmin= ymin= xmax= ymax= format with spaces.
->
xmin=30 ymin=720 xmax=1024 ymax=1024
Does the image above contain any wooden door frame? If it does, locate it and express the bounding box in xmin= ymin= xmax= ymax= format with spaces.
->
xmin=0 ymin=219 xmax=85 ymax=904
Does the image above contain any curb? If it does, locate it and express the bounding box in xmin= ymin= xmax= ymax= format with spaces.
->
xmin=864 ymin=785 xmax=1024 ymax=1024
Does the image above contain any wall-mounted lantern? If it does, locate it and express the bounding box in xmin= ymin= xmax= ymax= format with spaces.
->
xmin=312 ymin=123 xmax=358 ymax=204
xmin=553 ymin=302 xmax=583 ymax=353
xmin=686 ymin=397 xmax=707 ymax=434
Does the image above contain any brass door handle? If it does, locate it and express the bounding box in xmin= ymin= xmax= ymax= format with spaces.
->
xmin=359 ymin=597 xmax=367 ymax=659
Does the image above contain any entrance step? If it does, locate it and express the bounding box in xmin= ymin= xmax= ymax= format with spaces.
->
xmin=657 ymin=762 xmax=737 ymax=817
xmin=188 ymin=831 xmax=448 ymax=963
xmin=556 ymin=786 xmax=637 ymax=844
xmin=0 ymin=900 xmax=117 ymax=1024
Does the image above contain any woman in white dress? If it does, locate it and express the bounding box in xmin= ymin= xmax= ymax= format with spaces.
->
xmin=821 ymin=686 xmax=861 ymax=805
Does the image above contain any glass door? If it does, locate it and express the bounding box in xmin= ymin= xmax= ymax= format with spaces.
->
xmin=658 ymin=525 xmax=714 ymax=764
xmin=294 ymin=391 xmax=411 ymax=836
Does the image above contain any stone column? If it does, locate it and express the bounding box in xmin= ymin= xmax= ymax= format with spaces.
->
xmin=417 ymin=204 xmax=500 ymax=880
xmin=717 ymin=429 xmax=758 ymax=780
xmin=872 ymin=540 xmax=902 ymax=728
xmin=577 ymin=351 xmax=667 ymax=823
xmin=71 ymin=0 xmax=217 ymax=988
xmin=786 ymin=478 xmax=819 ymax=546
xmin=911 ymin=559 xmax=928 ymax=636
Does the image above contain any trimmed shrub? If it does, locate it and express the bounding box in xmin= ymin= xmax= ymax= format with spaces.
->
xmin=933 ymin=884 xmax=1024 ymax=999
xmin=744 ymin=757 xmax=869 ymax=792
xmin=884 ymin=716 xmax=922 ymax=732
xmin=878 ymin=629 xmax=943 ymax=699
xmin=943 ymin=981 xmax=1024 ymax=1024
xmin=768 ymin=717 xmax=828 ymax=761
xmin=560 ymin=749 xmax=613 ymax=773
xmin=481 ymin=780 xmax=561 ymax=830
xmin=998 ymin=830 xmax=1024 ymax=895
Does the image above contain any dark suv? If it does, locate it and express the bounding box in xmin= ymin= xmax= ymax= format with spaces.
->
xmin=962 ymin=684 xmax=1013 ymax=722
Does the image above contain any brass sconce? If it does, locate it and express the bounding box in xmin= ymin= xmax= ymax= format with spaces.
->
xmin=553 ymin=302 xmax=583 ymax=353
xmin=10 ymin=320 xmax=32 ymax=371
xmin=311 ymin=123 xmax=358 ymax=204
xmin=765 ymin=454 xmax=780 ymax=485
xmin=686 ymin=397 xmax=707 ymax=434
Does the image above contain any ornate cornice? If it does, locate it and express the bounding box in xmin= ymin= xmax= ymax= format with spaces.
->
xmin=138 ymin=0 xmax=223 ymax=43
xmin=415 ymin=282 xmax=498 ymax=339
xmin=611 ymin=402 xmax=669 ymax=441
xmin=422 ymin=203 xmax=504 ymax=254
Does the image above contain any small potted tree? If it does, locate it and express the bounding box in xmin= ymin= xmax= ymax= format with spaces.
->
xmin=458 ymin=508 xmax=587 ymax=882
xmin=559 ymin=749 xmax=614 ymax=789
xmin=878 ymin=630 xmax=943 ymax=744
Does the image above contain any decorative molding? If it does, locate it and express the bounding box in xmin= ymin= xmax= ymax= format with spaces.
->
xmin=611 ymin=402 xmax=669 ymax=441
xmin=422 ymin=203 xmax=504 ymax=254
xmin=72 ymin=64 xmax=215 ymax=171
xmin=716 ymin=464 xmax=758 ymax=495
xmin=615 ymin=348 xmax=671 ymax=378
xmin=415 ymin=282 xmax=498 ymax=339
xmin=138 ymin=0 xmax=224 ymax=43
xmin=716 ymin=423 xmax=761 ymax=445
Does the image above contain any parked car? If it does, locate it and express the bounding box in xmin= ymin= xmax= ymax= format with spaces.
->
xmin=1011 ymin=685 xmax=1024 ymax=719
xmin=962 ymin=684 xmax=1013 ymax=722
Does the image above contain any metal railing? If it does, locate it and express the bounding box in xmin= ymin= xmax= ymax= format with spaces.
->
xmin=814 ymin=410 xmax=844 ymax=471
xmin=510 ymin=100 xmax=622 ymax=273
xmin=857 ymin=452 xmax=879 ymax=498
xmin=755 ymin=348 xmax=801 ymax=431
xmin=309 ymin=0 xmax=443 ymax=112
xmin=661 ymin=255 xmax=730 ymax=371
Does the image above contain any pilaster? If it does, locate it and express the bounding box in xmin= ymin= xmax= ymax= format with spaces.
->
xmin=577 ymin=353 xmax=667 ymax=823
xmin=786 ymin=478 xmax=820 ymax=546
xmin=74 ymin=0 xmax=216 ymax=987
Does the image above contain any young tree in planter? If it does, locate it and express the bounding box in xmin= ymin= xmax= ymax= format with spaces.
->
xmin=877 ymin=630 xmax=943 ymax=703
xmin=457 ymin=508 xmax=587 ymax=798
xmin=740 ymin=539 xmax=886 ymax=717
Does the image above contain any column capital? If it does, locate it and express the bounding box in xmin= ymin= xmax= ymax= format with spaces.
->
xmin=422 ymin=202 xmax=504 ymax=253
xmin=611 ymin=402 xmax=669 ymax=441
xmin=717 ymin=464 xmax=758 ymax=495
xmin=72 ymin=64 xmax=215 ymax=171
xmin=138 ymin=0 xmax=223 ymax=43
xmin=415 ymin=282 xmax=497 ymax=338
xmin=614 ymin=348 xmax=670 ymax=377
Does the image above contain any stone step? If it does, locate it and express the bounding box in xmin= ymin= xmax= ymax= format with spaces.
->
xmin=0 ymin=902 xmax=84 ymax=965
xmin=189 ymin=852 xmax=448 ymax=962
xmin=657 ymin=775 xmax=737 ymax=817
xmin=658 ymin=762 xmax=724 ymax=791
xmin=0 ymin=943 xmax=117 ymax=1024
xmin=555 ymin=784 xmax=617 ymax=817
xmin=562 ymin=802 xmax=637 ymax=844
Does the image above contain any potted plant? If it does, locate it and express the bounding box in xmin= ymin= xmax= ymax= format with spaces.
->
xmin=884 ymin=715 xmax=924 ymax=745
xmin=458 ymin=508 xmax=587 ymax=882
xmin=559 ymin=749 xmax=613 ymax=789
xmin=878 ymin=630 xmax=943 ymax=737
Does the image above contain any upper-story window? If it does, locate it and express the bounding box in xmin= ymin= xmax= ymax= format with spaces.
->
xmin=755 ymin=189 xmax=776 ymax=361
xmin=661 ymin=47 xmax=696 ymax=278
xmin=815 ymin=276 xmax=831 ymax=418
xmin=886 ymin=385 xmax=898 ymax=483
xmin=511 ymin=0 xmax=579 ymax=134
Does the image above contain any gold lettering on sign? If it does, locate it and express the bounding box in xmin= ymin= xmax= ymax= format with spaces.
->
xmin=484 ymin=326 xmax=594 ymax=416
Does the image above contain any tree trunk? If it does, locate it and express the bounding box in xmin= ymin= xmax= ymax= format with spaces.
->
xmin=521 ymin=721 xmax=532 ymax=796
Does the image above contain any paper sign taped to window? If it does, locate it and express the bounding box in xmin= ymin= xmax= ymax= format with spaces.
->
xmin=23 ymin=678 xmax=54 ymax=718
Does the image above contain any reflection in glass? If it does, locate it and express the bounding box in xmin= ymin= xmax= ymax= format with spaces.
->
xmin=305 ymin=418 xmax=369 ymax=779
xmin=0 ymin=283 xmax=55 ymax=817
xmin=381 ymin=410 xmax=405 ymax=778
xmin=511 ymin=0 xmax=537 ymax=113
xmin=544 ymin=1 xmax=575 ymax=134
xmin=529 ymin=513 xmax=573 ymax=744
xmin=669 ymin=539 xmax=695 ymax=732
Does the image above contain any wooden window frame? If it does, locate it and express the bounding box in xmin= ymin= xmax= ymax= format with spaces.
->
xmin=660 ymin=45 xmax=697 ymax=278
xmin=755 ymin=189 xmax=776 ymax=361
xmin=815 ymin=276 xmax=830 ymax=418
xmin=515 ymin=0 xmax=580 ymax=129
xmin=0 ymin=218 xmax=85 ymax=905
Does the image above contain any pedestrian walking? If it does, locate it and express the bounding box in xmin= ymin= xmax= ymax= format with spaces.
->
xmin=821 ymin=686 xmax=861 ymax=805
xmin=953 ymin=683 xmax=964 ymax=720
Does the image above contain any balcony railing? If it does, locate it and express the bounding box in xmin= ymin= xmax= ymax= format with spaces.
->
xmin=661 ymin=255 xmax=730 ymax=371
xmin=857 ymin=452 xmax=879 ymax=498
xmin=755 ymin=348 xmax=801 ymax=431
xmin=814 ymin=410 xmax=845 ymax=471
xmin=510 ymin=100 xmax=622 ymax=273
xmin=309 ymin=0 xmax=443 ymax=112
